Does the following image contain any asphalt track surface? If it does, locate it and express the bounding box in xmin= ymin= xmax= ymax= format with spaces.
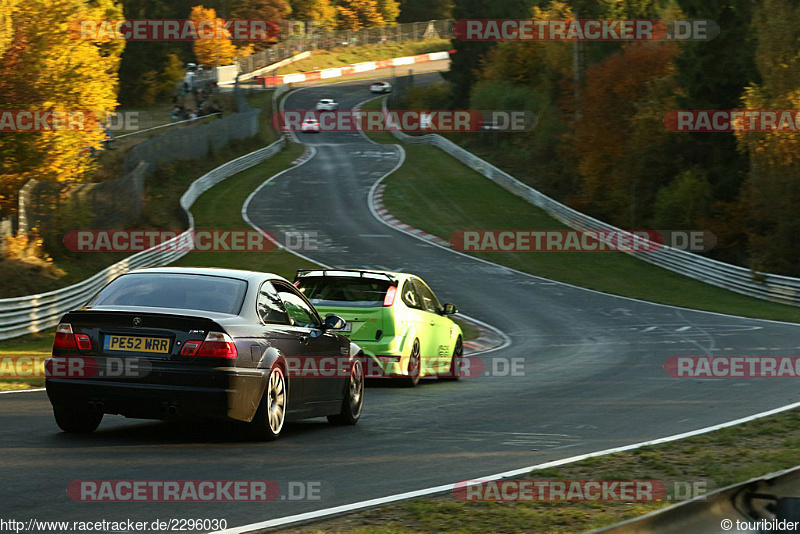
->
xmin=4 ymin=76 xmax=800 ymax=532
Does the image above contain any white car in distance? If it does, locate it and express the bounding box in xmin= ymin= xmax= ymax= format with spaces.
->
xmin=301 ymin=118 xmax=320 ymax=132
xmin=316 ymin=99 xmax=339 ymax=111
xmin=369 ymin=82 xmax=392 ymax=94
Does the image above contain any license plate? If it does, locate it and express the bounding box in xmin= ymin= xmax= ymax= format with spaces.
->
xmin=104 ymin=335 xmax=170 ymax=354
xmin=344 ymin=321 xmax=363 ymax=333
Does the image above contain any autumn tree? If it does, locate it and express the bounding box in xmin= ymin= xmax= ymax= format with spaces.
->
xmin=291 ymin=0 xmax=337 ymax=31
xmin=570 ymin=42 xmax=681 ymax=229
xmin=736 ymin=0 xmax=800 ymax=275
xmin=191 ymin=5 xmax=237 ymax=66
xmin=0 ymin=0 xmax=124 ymax=214
xmin=336 ymin=0 xmax=384 ymax=30
xmin=292 ymin=0 xmax=337 ymax=33
xmin=0 ymin=0 xmax=17 ymax=57
xmin=375 ymin=0 xmax=400 ymax=23
xmin=232 ymin=0 xmax=289 ymax=47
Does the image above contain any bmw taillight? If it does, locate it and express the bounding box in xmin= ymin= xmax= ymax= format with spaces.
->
xmin=180 ymin=340 xmax=202 ymax=356
xmin=181 ymin=332 xmax=237 ymax=359
xmin=53 ymin=323 xmax=91 ymax=351
xmin=383 ymin=286 xmax=397 ymax=307
xmin=74 ymin=334 xmax=92 ymax=351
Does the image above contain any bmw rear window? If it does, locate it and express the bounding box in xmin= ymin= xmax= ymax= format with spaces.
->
xmin=88 ymin=273 xmax=247 ymax=314
xmin=297 ymin=276 xmax=392 ymax=307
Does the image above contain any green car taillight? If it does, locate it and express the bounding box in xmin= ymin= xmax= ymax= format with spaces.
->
xmin=383 ymin=286 xmax=397 ymax=306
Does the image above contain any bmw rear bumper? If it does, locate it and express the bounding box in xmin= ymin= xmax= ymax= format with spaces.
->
xmin=46 ymin=367 xmax=267 ymax=423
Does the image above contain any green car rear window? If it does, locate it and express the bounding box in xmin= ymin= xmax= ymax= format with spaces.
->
xmin=297 ymin=277 xmax=393 ymax=308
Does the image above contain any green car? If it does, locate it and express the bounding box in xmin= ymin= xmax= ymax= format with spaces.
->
xmin=294 ymin=269 xmax=463 ymax=386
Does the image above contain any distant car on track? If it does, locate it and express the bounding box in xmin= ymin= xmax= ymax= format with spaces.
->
xmin=295 ymin=269 xmax=462 ymax=386
xmin=315 ymin=98 xmax=339 ymax=111
xmin=301 ymin=118 xmax=320 ymax=132
xmin=369 ymin=81 xmax=392 ymax=94
xmin=45 ymin=267 xmax=364 ymax=440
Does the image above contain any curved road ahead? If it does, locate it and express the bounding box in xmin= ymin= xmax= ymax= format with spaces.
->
xmin=3 ymin=78 xmax=800 ymax=532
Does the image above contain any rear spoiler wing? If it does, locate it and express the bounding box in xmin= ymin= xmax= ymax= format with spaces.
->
xmin=294 ymin=269 xmax=398 ymax=284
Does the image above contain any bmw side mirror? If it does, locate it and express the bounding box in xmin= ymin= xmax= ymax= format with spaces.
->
xmin=442 ymin=303 xmax=457 ymax=315
xmin=323 ymin=314 xmax=347 ymax=330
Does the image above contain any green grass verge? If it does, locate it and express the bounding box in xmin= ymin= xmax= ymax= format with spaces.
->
xmin=288 ymin=408 xmax=800 ymax=533
xmin=0 ymin=333 xmax=52 ymax=390
xmin=359 ymin=99 xmax=800 ymax=324
xmin=279 ymin=40 xmax=450 ymax=74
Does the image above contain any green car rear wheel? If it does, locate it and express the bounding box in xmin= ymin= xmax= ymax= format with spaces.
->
xmin=400 ymin=338 xmax=421 ymax=387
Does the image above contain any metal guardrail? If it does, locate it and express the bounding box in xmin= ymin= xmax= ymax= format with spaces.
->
xmin=0 ymin=137 xmax=287 ymax=341
xmin=381 ymin=100 xmax=800 ymax=307
xmin=595 ymin=465 xmax=800 ymax=533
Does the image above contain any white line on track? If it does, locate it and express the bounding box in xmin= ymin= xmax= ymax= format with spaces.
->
xmin=220 ymin=88 xmax=800 ymax=534
xmin=216 ymin=399 xmax=800 ymax=533
xmin=0 ymin=388 xmax=45 ymax=395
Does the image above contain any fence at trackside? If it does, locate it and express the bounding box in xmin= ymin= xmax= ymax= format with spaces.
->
xmin=257 ymin=50 xmax=452 ymax=86
xmin=380 ymin=99 xmax=800 ymax=307
xmin=236 ymin=19 xmax=453 ymax=76
xmin=0 ymin=137 xmax=287 ymax=341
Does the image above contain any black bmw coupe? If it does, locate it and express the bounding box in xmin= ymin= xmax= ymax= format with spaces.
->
xmin=45 ymin=267 xmax=365 ymax=440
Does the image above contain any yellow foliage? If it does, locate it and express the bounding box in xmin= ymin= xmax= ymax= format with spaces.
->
xmin=0 ymin=0 xmax=124 ymax=190
xmin=191 ymin=6 xmax=237 ymax=67
xmin=335 ymin=0 xmax=384 ymax=31
xmin=4 ymin=229 xmax=53 ymax=264
xmin=236 ymin=44 xmax=256 ymax=59
xmin=0 ymin=0 xmax=17 ymax=57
